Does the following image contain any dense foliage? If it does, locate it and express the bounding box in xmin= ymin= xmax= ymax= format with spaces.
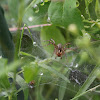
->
xmin=0 ymin=0 xmax=100 ymax=100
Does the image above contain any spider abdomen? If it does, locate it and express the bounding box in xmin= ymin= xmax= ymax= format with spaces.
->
xmin=57 ymin=52 xmax=62 ymax=57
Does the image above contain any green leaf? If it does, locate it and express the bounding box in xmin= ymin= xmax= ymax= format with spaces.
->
xmin=8 ymin=73 xmax=29 ymax=100
xmin=23 ymin=2 xmax=50 ymax=30
xmin=59 ymin=80 xmax=67 ymax=100
xmin=0 ymin=58 xmax=10 ymax=89
xmin=16 ymin=74 xmax=29 ymax=100
xmin=0 ymin=7 xmax=14 ymax=62
xmin=48 ymin=0 xmax=84 ymax=29
xmin=95 ymin=0 xmax=100 ymax=18
xmin=0 ymin=60 xmax=22 ymax=77
xmin=8 ymin=0 xmax=19 ymax=21
xmin=88 ymin=0 xmax=97 ymax=20
xmin=23 ymin=64 xmax=39 ymax=83
xmin=41 ymin=25 xmax=66 ymax=54
xmin=19 ymin=51 xmax=35 ymax=58
xmin=25 ymin=0 xmax=41 ymax=13
xmin=39 ymin=64 xmax=70 ymax=83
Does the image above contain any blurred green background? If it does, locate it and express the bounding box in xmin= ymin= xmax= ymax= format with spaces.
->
xmin=0 ymin=0 xmax=100 ymax=100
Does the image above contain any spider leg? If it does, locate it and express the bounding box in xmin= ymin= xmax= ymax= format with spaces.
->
xmin=63 ymin=43 xmax=71 ymax=48
xmin=42 ymin=39 xmax=57 ymax=47
xmin=42 ymin=42 xmax=52 ymax=46
xmin=50 ymin=39 xmax=55 ymax=44
xmin=50 ymin=39 xmax=58 ymax=48
xmin=64 ymin=47 xmax=78 ymax=52
xmin=42 ymin=40 xmax=54 ymax=46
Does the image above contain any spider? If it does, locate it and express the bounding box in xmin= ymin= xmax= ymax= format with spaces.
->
xmin=29 ymin=80 xmax=35 ymax=85
xmin=29 ymin=80 xmax=35 ymax=88
xmin=43 ymin=39 xmax=73 ymax=59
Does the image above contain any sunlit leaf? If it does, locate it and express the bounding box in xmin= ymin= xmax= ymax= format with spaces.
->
xmin=48 ymin=0 xmax=84 ymax=29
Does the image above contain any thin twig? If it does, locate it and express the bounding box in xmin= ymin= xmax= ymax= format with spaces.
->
xmin=71 ymin=84 xmax=100 ymax=100
xmin=9 ymin=24 xmax=52 ymax=32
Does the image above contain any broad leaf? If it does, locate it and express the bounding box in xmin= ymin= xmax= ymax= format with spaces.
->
xmin=23 ymin=64 xmax=39 ymax=83
xmin=48 ymin=0 xmax=84 ymax=29
xmin=41 ymin=25 xmax=66 ymax=54
xmin=0 ymin=58 xmax=10 ymax=89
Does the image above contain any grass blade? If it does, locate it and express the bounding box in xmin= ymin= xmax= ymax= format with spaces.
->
xmin=71 ymin=65 xmax=100 ymax=100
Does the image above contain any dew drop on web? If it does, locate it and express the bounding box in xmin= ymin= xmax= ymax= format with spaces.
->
xmin=47 ymin=17 xmax=51 ymax=22
xmin=33 ymin=4 xmax=39 ymax=13
xmin=40 ymin=72 xmax=43 ymax=76
xmin=28 ymin=16 xmax=33 ymax=22
xmin=40 ymin=0 xmax=45 ymax=6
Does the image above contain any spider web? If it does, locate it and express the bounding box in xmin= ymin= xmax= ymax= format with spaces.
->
xmin=19 ymin=14 xmax=96 ymax=100
xmin=20 ymin=28 xmax=95 ymax=100
xmin=3 ymin=0 xmax=99 ymax=99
